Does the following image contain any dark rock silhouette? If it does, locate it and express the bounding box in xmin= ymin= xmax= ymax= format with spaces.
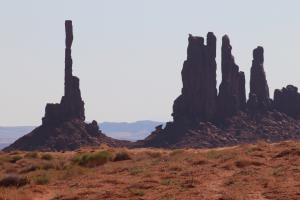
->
xmin=172 ymin=33 xmax=217 ymax=124
xmin=4 ymin=21 xmax=130 ymax=151
xmin=217 ymin=35 xmax=246 ymax=119
xmin=274 ymin=85 xmax=300 ymax=117
xmin=247 ymin=46 xmax=271 ymax=111
xmin=139 ymin=33 xmax=300 ymax=148
xmin=42 ymin=21 xmax=85 ymax=126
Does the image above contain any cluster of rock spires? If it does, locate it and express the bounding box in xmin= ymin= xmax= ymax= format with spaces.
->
xmin=4 ymin=21 xmax=130 ymax=151
xmin=4 ymin=23 xmax=300 ymax=151
xmin=173 ymin=33 xmax=267 ymax=124
xmin=141 ymin=32 xmax=300 ymax=148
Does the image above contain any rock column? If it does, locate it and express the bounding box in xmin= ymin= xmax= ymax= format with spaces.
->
xmin=247 ymin=46 xmax=271 ymax=111
xmin=172 ymin=33 xmax=218 ymax=124
xmin=217 ymin=35 xmax=246 ymax=119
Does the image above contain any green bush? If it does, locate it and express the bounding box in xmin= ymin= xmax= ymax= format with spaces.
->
xmin=73 ymin=151 xmax=112 ymax=167
xmin=41 ymin=154 xmax=53 ymax=160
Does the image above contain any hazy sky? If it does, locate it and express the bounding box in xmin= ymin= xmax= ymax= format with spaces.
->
xmin=1 ymin=0 xmax=300 ymax=126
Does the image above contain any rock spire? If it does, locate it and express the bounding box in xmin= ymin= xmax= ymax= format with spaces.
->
xmin=247 ymin=46 xmax=271 ymax=111
xmin=172 ymin=33 xmax=217 ymax=124
xmin=42 ymin=20 xmax=85 ymax=126
xmin=217 ymin=35 xmax=246 ymax=119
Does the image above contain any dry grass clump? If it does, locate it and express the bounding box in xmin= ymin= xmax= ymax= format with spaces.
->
xmin=235 ymin=159 xmax=264 ymax=168
xmin=169 ymin=149 xmax=184 ymax=156
xmin=146 ymin=151 xmax=162 ymax=158
xmin=33 ymin=173 xmax=50 ymax=185
xmin=19 ymin=165 xmax=38 ymax=174
xmin=9 ymin=155 xmax=23 ymax=163
xmin=24 ymin=152 xmax=39 ymax=159
xmin=129 ymin=167 xmax=144 ymax=175
xmin=113 ymin=151 xmax=131 ymax=162
xmin=72 ymin=151 xmax=112 ymax=167
xmin=41 ymin=153 xmax=53 ymax=160
xmin=0 ymin=174 xmax=29 ymax=187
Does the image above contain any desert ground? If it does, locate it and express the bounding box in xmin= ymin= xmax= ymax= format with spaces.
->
xmin=1 ymin=141 xmax=300 ymax=200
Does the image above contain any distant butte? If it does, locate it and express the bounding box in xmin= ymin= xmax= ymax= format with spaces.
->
xmin=4 ymin=21 xmax=130 ymax=151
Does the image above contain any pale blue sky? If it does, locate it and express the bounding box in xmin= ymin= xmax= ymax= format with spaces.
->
xmin=0 ymin=0 xmax=300 ymax=125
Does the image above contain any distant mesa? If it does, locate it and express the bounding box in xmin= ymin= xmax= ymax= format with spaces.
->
xmin=141 ymin=33 xmax=300 ymax=148
xmin=4 ymin=21 xmax=130 ymax=151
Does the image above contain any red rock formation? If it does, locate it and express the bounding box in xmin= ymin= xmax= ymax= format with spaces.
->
xmin=217 ymin=35 xmax=246 ymax=119
xmin=172 ymin=33 xmax=217 ymax=124
xmin=248 ymin=46 xmax=271 ymax=111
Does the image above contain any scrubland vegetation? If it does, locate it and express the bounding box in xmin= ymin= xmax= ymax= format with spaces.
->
xmin=1 ymin=141 xmax=300 ymax=199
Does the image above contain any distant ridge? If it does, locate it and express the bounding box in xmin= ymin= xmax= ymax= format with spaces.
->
xmin=100 ymin=120 xmax=163 ymax=141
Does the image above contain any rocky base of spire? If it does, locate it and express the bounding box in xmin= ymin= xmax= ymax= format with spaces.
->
xmin=4 ymin=120 xmax=131 ymax=151
xmin=137 ymin=111 xmax=300 ymax=148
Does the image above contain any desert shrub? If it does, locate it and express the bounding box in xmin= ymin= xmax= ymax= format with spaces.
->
xmin=61 ymin=165 xmax=86 ymax=180
xmin=41 ymin=154 xmax=53 ymax=160
xmin=42 ymin=162 xmax=55 ymax=170
xmin=235 ymin=159 xmax=263 ymax=168
xmin=33 ymin=174 xmax=49 ymax=185
xmin=0 ymin=174 xmax=29 ymax=187
xmin=129 ymin=167 xmax=143 ymax=175
xmin=146 ymin=151 xmax=162 ymax=158
xmin=25 ymin=152 xmax=39 ymax=159
xmin=128 ymin=188 xmax=145 ymax=196
xmin=9 ymin=151 xmax=20 ymax=155
xmin=169 ymin=149 xmax=184 ymax=156
xmin=113 ymin=151 xmax=131 ymax=161
xmin=9 ymin=155 xmax=22 ymax=163
xmin=19 ymin=165 xmax=38 ymax=174
xmin=206 ymin=150 xmax=222 ymax=159
xmin=73 ymin=151 xmax=112 ymax=167
xmin=168 ymin=165 xmax=182 ymax=171
xmin=161 ymin=194 xmax=174 ymax=200
xmin=161 ymin=178 xmax=174 ymax=186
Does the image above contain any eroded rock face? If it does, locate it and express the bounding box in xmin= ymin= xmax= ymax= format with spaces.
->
xmin=42 ymin=20 xmax=85 ymax=126
xmin=217 ymin=35 xmax=246 ymax=119
xmin=172 ymin=33 xmax=217 ymax=124
xmin=274 ymin=85 xmax=300 ymax=117
xmin=248 ymin=46 xmax=271 ymax=111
